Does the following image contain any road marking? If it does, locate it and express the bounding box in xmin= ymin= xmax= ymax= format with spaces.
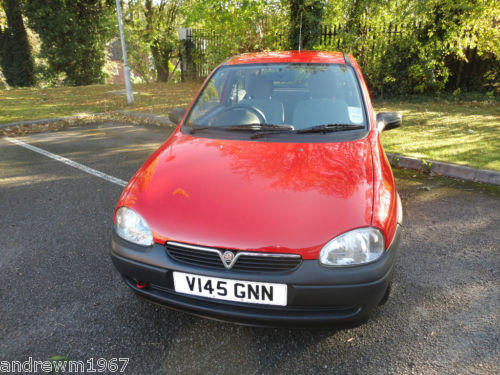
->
xmin=5 ymin=137 xmax=128 ymax=187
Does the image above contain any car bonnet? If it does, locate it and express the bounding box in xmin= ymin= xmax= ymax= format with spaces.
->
xmin=117 ymin=132 xmax=374 ymax=259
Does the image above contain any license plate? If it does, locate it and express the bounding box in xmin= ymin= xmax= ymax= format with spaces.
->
xmin=173 ymin=271 xmax=287 ymax=306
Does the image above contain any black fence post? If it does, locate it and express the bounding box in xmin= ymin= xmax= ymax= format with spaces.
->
xmin=179 ymin=28 xmax=196 ymax=81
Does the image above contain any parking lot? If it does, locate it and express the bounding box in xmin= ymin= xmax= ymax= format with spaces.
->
xmin=1 ymin=122 xmax=499 ymax=374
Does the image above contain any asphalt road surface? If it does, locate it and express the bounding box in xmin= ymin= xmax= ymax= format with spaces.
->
xmin=1 ymin=122 xmax=499 ymax=375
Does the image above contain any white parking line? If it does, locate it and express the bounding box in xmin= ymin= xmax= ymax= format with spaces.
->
xmin=5 ymin=137 xmax=128 ymax=187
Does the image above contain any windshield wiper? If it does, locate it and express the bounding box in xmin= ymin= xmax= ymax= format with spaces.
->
xmin=295 ymin=123 xmax=365 ymax=134
xmin=227 ymin=124 xmax=296 ymax=139
xmin=189 ymin=123 xmax=363 ymax=137
xmin=187 ymin=125 xmax=226 ymax=134
xmin=188 ymin=123 xmax=294 ymax=135
xmin=224 ymin=123 xmax=294 ymax=131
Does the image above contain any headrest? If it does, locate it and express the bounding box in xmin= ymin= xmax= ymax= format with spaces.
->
xmin=246 ymin=75 xmax=273 ymax=99
xmin=308 ymin=72 xmax=337 ymax=99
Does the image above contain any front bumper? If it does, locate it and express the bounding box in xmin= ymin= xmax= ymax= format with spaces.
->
xmin=110 ymin=225 xmax=401 ymax=327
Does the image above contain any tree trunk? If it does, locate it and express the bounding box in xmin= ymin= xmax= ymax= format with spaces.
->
xmin=151 ymin=43 xmax=170 ymax=82
xmin=0 ymin=0 xmax=35 ymax=87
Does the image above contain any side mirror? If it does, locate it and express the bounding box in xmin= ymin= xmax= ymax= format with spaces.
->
xmin=376 ymin=112 xmax=402 ymax=132
xmin=168 ymin=108 xmax=187 ymax=124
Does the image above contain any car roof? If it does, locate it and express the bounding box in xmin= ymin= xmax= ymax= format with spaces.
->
xmin=225 ymin=51 xmax=347 ymax=65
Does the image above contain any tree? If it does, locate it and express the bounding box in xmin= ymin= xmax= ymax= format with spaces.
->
xmin=124 ymin=0 xmax=180 ymax=83
xmin=416 ymin=0 xmax=500 ymax=92
xmin=146 ymin=0 xmax=178 ymax=82
xmin=180 ymin=0 xmax=285 ymax=75
xmin=287 ymin=0 xmax=325 ymax=50
xmin=320 ymin=0 xmax=499 ymax=95
xmin=24 ymin=0 xmax=114 ymax=86
xmin=0 ymin=0 xmax=35 ymax=87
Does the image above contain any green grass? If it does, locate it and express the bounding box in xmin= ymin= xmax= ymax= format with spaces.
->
xmin=0 ymin=82 xmax=200 ymax=123
xmin=374 ymin=98 xmax=500 ymax=171
xmin=1 ymin=84 xmax=499 ymax=171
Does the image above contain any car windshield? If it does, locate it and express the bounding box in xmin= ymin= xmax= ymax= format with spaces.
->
xmin=184 ymin=63 xmax=366 ymax=134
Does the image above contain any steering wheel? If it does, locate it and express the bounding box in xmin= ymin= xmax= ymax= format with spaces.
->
xmin=211 ymin=105 xmax=267 ymax=125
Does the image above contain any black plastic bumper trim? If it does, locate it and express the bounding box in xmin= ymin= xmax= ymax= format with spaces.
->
xmin=110 ymin=225 xmax=401 ymax=327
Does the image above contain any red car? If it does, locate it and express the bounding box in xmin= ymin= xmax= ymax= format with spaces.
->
xmin=111 ymin=51 xmax=403 ymax=327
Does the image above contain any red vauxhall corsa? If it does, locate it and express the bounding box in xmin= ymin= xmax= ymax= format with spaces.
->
xmin=110 ymin=51 xmax=403 ymax=327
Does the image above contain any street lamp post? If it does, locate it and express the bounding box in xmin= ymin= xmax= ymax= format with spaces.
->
xmin=115 ymin=0 xmax=134 ymax=105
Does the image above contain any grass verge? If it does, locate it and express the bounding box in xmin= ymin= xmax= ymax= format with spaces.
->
xmin=376 ymin=98 xmax=499 ymax=171
xmin=0 ymin=82 xmax=200 ymax=124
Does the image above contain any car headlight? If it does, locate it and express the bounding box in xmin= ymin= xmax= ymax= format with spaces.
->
xmin=319 ymin=227 xmax=385 ymax=266
xmin=114 ymin=207 xmax=154 ymax=246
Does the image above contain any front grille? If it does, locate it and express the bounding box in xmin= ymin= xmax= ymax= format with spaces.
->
xmin=165 ymin=242 xmax=302 ymax=272
xmin=167 ymin=243 xmax=222 ymax=268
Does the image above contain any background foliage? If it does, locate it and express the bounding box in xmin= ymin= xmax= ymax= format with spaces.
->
xmin=24 ymin=0 xmax=115 ymax=86
xmin=288 ymin=0 xmax=325 ymax=50
xmin=179 ymin=0 xmax=285 ymax=78
xmin=178 ymin=0 xmax=499 ymax=96
xmin=0 ymin=0 xmax=497 ymax=95
xmin=321 ymin=0 xmax=499 ymax=95
xmin=123 ymin=0 xmax=180 ymax=83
